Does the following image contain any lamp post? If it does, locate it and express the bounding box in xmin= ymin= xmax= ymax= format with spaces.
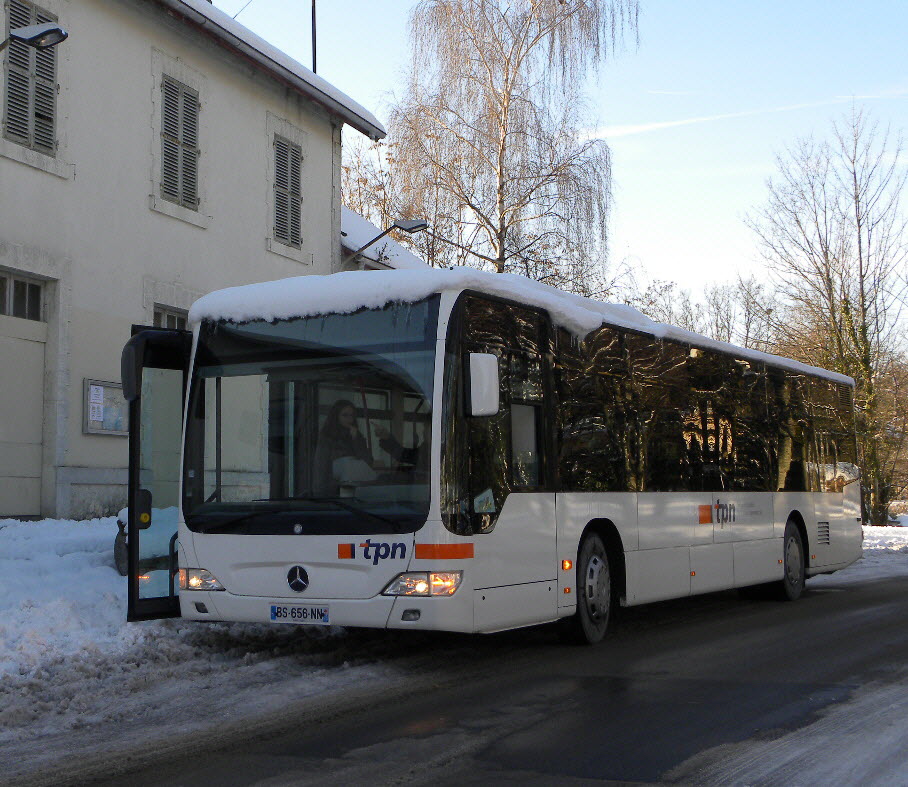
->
xmin=343 ymin=219 xmax=428 ymax=266
xmin=0 ymin=22 xmax=68 ymax=53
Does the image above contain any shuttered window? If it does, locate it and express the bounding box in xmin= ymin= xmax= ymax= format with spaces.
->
xmin=160 ymin=75 xmax=200 ymax=210
xmin=4 ymin=0 xmax=59 ymax=155
xmin=273 ymin=135 xmax=302 ymax=248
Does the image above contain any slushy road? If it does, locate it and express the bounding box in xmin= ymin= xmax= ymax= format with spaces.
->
xmin=99 ymin=574 xmax=908 ymax=786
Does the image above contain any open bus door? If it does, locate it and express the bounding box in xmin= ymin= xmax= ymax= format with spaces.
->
xmin=121 ymin=327 xmax=192 ymax=621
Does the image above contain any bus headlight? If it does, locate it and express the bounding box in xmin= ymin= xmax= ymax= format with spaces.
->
xmin=382 ymin=571 xmax=462 ymax=597
xmin=178 ymin=568 xmax=225 ymax=591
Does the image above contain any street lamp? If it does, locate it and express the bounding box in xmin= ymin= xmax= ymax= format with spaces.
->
xmin=344 ymin=218 xmax=428 ymax=265
xmin=0 ymin=22 xmax=69 ymax=53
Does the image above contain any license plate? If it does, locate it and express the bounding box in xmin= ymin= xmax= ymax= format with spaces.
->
xmin=269 ymin=604 xmax=330 ymax=625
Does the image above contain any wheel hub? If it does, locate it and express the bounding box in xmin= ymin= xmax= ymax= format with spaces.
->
xmin=786 ymin=537 xmax=802 ymax=585
xmin=585 ymin=555 xmax=610 ymax=621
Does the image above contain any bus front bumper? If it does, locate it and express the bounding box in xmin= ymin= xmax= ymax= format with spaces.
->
xmin=178 ymin=589 xmax=475 ymax=633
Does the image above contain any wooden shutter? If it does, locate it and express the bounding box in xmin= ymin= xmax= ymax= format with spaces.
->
xmin=160 ymin=76 xmax=199 ymax=209
xmin=32 ymin=6 xmax=56 ymax=152
xmin=180 ymin=87 xmax=199 ymax=208
xmin=4 ymin=1 xmax=57 ymax=154
xmin=274 ymin=135 xmax=302 ymax=247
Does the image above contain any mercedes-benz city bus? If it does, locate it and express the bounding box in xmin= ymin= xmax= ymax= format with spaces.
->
xmin=121 ymin=268 xmax=862 ymax=644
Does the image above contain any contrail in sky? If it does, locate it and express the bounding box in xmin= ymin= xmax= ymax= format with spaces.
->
xmin=590 ymin=91 xmax=907 ymax=139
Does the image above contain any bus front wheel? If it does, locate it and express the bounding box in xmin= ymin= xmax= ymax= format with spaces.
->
xmin=562 ymin=533 xmax=613 ymax=645
xmin=779 ymin=520 xmax=805 ymax=601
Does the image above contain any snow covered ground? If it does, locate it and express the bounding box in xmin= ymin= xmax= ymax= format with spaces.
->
xmin=0 ymin=515 xmax=405 ymax=774
xmin=0 ymin=516 xmax=906 ymax=780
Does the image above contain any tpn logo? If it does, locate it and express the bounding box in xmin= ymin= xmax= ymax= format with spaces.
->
xmin=337 ymin=539 xmax=407 ymax=565
xmin=715 ymin=499 xmax=736 ymax=524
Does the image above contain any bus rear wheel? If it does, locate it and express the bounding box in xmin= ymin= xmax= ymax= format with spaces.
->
xmin=562 ymin=533 xmax=613 ymax=645
xmin=779 ymin=520 xmax=805 ymax=601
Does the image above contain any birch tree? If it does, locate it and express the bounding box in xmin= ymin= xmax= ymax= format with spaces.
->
xmin=748 ymin=109 xmax=908 ymax=522
xmin=359 ymin=0 xmax=637 ymax=295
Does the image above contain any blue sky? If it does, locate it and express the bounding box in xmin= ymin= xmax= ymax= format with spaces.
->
xmin=213 ymin=0 xmax=907 ymax=293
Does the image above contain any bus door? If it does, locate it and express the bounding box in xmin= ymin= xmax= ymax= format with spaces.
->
xmin=460 ymin=295 xmax=557 ymax=627
xmin=121 ymin=327 xmax=192 ymax=621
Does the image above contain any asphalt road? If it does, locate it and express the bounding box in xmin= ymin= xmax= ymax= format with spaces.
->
xmin=98 ymin=575 xmax=908 ymax=786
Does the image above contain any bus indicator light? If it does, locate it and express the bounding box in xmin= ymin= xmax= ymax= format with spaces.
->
xmin=563 ymin=587 xmax=571 ymax=594
xmin=562 ymin=560 xmax=572 ymax=571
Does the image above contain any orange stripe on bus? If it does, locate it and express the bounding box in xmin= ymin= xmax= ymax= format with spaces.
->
xmin=698 ymin=504 xmax=713 ymax=524
xmin=414 ymin=543 xmax=474 ymax=560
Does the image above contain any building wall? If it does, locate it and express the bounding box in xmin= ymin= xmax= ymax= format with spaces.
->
xmin=0 ymin=0 xmax=346 ymax=517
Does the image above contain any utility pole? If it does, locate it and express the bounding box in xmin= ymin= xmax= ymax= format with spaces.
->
xmin=311 ymin=0 xmax=317 ymax=73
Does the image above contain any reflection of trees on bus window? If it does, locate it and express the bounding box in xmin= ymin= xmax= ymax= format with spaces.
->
xmin=556 ymin=324 xmax=856 ymax=497
xmin=443 ymin=295 xmax=549 ymax=535
xmin=442 ymin=293 xmax=859 ymax=536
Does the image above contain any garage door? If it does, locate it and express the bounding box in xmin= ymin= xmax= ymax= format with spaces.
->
xmin=0 ymin=315 xmax=46 ymax=517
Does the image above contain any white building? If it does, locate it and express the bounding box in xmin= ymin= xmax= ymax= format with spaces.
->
xmin=0 ymin=0 xmax=386 ymax=518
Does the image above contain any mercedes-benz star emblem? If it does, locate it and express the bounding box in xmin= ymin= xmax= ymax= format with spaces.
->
xmin=287 ymin=565 xmax=309 ymax=593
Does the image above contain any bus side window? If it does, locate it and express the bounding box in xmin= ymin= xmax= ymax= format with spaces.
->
xmin=509 ymin=353 xmax=543 ymax=489
xmin=457 ymin=295 xmax=549 ymax=533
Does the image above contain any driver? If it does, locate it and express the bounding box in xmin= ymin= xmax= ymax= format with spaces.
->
xmin=313 ymin=400 xmax=374 ymax=496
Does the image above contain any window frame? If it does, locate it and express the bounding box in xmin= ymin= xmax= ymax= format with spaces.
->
xmin=0 ymin=269 xmax=44 ymax=321
xmin=153 ymin=305 xmax=188 ymax=331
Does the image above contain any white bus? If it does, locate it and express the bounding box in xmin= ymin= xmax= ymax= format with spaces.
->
xmin=121 ymin=268 xmax=862 ymax=643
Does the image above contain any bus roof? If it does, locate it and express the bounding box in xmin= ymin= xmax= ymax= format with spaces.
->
xmin=188 ymin=268 xmax=854 ymax=386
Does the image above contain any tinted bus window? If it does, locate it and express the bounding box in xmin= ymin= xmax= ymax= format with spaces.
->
xmin=556 ymin=325 xmax=633 ymax=492
xmin=442 ymin=294 xmax=550 ymax=534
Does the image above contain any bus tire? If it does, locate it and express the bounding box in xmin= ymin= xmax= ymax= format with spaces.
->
xmin=779 ymin=520 xmax=805 ymax=601
xmin=562 ymin=533 xmax=613 ymax=645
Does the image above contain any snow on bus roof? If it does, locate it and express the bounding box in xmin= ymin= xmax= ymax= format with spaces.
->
xmin=188 ymin=268 xmax=854 ymax=385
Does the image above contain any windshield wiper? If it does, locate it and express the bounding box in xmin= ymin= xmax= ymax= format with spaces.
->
xmin=258 ymin=496 xmax=403 ymax=532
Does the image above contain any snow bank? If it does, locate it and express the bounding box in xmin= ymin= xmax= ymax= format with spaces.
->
xmin=0 ymin=517 xmax=387 ymax=748
xmin=811 ymin=525 xmax=908 ymax=586
xmin=189 ymin=268 xmax=853 ymax=385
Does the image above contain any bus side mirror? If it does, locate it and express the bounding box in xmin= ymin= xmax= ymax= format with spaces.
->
xmin=121 ymin=342 xmax=140 ymax=401
xmin=121 ymin=328 xmax=192 ymax=401
xmin=468 ymin=353 xmax=499 ymax=416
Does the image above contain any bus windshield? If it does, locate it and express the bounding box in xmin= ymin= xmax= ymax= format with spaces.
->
xmin=182 ymin=296 xmax=440 ymax=536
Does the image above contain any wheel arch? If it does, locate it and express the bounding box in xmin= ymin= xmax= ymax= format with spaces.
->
xmin=580 ymin=518 xmax=627 ymax=604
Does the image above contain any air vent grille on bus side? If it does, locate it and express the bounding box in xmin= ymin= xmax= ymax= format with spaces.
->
xmin=817 ymin=522 xmax=831 ymax=545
